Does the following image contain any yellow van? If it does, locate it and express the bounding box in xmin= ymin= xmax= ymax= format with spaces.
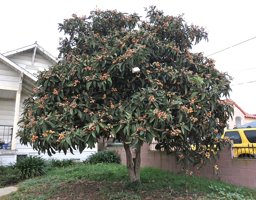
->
xmin=222 ymin=128 xmax=256 ymax=158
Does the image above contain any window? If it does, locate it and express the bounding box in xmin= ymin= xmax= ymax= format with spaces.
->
xmin=224 ymin=131 xmax=242 ymax=144
xmin=235 ymin=117 xmax=242 ymax=127
xmin=17 ymin=155 xmax=27 ymax=162
xmin=244 ymin=130 xmax=256 ymax=143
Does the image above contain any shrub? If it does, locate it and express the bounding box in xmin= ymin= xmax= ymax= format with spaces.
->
xmin=50 ymin=159 xmax=75 ymax=168
xmin=15 ymin=156 xmax=46 ymax=179
xmin=0 ymin=166 xmax=21 ymax=187
xmin=85 ymin=151 xmax=121 ymax=164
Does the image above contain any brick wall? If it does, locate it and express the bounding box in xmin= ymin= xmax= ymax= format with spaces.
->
xmin=108 ymin=144 xmax=256 ymax=189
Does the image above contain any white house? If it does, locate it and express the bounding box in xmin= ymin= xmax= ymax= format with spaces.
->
xmin=225 ymin=99 xmax=256 ymax=129
xmin=0 ymin=43 xmax=97 ymax=166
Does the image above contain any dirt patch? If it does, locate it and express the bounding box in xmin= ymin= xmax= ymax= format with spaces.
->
xmin=48 ymin=180 xmax=105 ymax=200
xmin=48 ymin=180 xmax=204 ymax=200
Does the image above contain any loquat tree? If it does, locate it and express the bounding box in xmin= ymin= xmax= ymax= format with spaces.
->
xmin=18 ymin=6 xmax=233 ymax=183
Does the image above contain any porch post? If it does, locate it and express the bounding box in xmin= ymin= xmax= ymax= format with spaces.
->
xmin=11 ymin=73 xmax=23 ymax=150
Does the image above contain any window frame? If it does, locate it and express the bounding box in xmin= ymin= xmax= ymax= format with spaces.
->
xmin=224 ymin=131 xmax=242 ymax=144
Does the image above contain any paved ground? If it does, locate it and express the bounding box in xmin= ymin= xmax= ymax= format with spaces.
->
xmin=0 ymin=186 xmax=17 ymax=198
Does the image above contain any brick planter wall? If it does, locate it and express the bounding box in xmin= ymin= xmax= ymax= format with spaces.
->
xmin=108 ymin=144 xmax=256 ymax=189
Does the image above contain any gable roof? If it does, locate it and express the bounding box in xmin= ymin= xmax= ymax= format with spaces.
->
xmin=3 ymin=42 xmax=57 ymax=64
xmin=0 ymin=53 xmax=37 ymax=81
xmin=225 ymin=99 xmax=256 ymax=119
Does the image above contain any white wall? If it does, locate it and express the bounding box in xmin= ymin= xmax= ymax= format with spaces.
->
xmin=18 ymin=146 xmax=97 ymax=162
xmin=227 ymin=105 xmax=256 ymax=129
xmin=0 ymin=154 xmax=16 ymax=166
xmin=0 ymin=48 xmax=97 ymax=165
xmin=7 ymin=50 xmax=55 ymax=75
xmin=0 ymin=98 xmax=15 ymax=126
xmin=0 ymin=60 xmax=20 ymax=90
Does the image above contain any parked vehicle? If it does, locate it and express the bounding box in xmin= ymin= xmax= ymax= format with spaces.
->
xmin=222 ymin=128 xmax=256 ymax=158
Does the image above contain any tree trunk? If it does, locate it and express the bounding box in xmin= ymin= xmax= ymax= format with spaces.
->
xmin=123 ymin=143 xmax=142 ymax=183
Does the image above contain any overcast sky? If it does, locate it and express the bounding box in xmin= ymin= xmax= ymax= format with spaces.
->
xmin=1 ymin=0 xmax=256 ymax=113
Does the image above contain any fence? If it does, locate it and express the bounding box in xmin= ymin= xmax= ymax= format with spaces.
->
xmin=0 ymin=125 xmax=13 ymax=149
xmin=108 ymin=143 xmax=256 ymax=189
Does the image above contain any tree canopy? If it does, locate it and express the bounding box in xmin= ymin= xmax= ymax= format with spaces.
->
xmin=18 ymin=6 xmax=233 ymax=182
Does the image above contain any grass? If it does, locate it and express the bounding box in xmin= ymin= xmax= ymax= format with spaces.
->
xmin=2 ymin=163 xmax=256 ymax=200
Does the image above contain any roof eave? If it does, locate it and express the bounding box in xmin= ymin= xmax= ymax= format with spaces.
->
xmin=0 ymin=53 xmax=37 ymax=82
xmin=3 ymin=43 xmax=57 ymax=64
xmin=245 ymin=115 xmax=256 ymax=119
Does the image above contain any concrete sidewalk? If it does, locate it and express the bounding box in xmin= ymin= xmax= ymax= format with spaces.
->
xmin=0 ymin=186 xmax=17 ymax=198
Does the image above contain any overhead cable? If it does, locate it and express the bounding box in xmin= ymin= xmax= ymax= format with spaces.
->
xmin=207 ymin=35 xmax=256 ymax=57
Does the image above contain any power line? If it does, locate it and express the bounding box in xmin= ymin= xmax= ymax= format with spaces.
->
xmin=222 ymin=66 xmax=256 ymax=73
xmin=207 ymin=35 xmax=256 ymax=57
xmin=231 ymin=80 xmax=256 ymax=86
xmin=201 ymin=35 xmax=256 ymax=86
xmin=234 ymin=67 xmax=256 ymax=72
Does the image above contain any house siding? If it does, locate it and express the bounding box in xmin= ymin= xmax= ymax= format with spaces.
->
xmin=0 ymin=60 xmax=20 ymax=90
xmin=0 ymin=92 xmax=97 ymax=164
xmin=0 ymin=98 xmax=15 ymax=126
xmin=16 ymin=147 xmax=96 ymax=162
xmin=0 ymin=44 xmax=98 ymax=166
xmin=0 ymin=154 xmax=17 ymax=166
xmin=7 ymin=50 xmax=55 ymax=74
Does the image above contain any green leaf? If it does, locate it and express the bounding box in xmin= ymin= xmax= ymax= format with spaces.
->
xmin=191 ymin=92 xmax=198 ymax=98
xmin=97 ymin=82 xmax=102 ymax=89
xmin=78 ymin=110 xmax=84 ymax=120
xmin=145 ymin=132 xmax=153 ymax=142
xmin=102 ymin=82 xmax=106 ymax=91
xmin=69 ymin=147 xmax=74 ymax=154
xmin=149 ymin=117 xmax=155 ymax=123
xmin=183 ymin=125 xmax=190 ymax=131
xmin=78 ymin=142 xmax=86 ymax=153
xmin=86 ymin=82 xmax=92 ymax=90
xmin=98 ymin=123 xmax=105 ymax=128
xmin=181 ymin=126 xmax=185 ymax=134
xmin=201 ymin=93 xmax=206 ymax=100
xmin=107 ymin=77 xmax=112 ymax=86
xmin=114 ymin=125 xmax=123 ymax=134
xmin=124 ymin=125 xmax=130 ymax=135
xmin=45 ymin=121 xmax=55 ymax=129
xmin=96 ymin=125 xmax=100 ymax=133
xmin=66 ymin=137 xmax=72 ymax=146
xmin=178 ymin=113 xmax=183 ymax=123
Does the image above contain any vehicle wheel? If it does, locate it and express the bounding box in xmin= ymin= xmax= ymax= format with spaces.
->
xmin=238 ymin=154 xmax=254 ymax=159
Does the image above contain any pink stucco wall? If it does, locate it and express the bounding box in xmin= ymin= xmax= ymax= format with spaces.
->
xmin=109 ymin=144 xmax=256 ymax=189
